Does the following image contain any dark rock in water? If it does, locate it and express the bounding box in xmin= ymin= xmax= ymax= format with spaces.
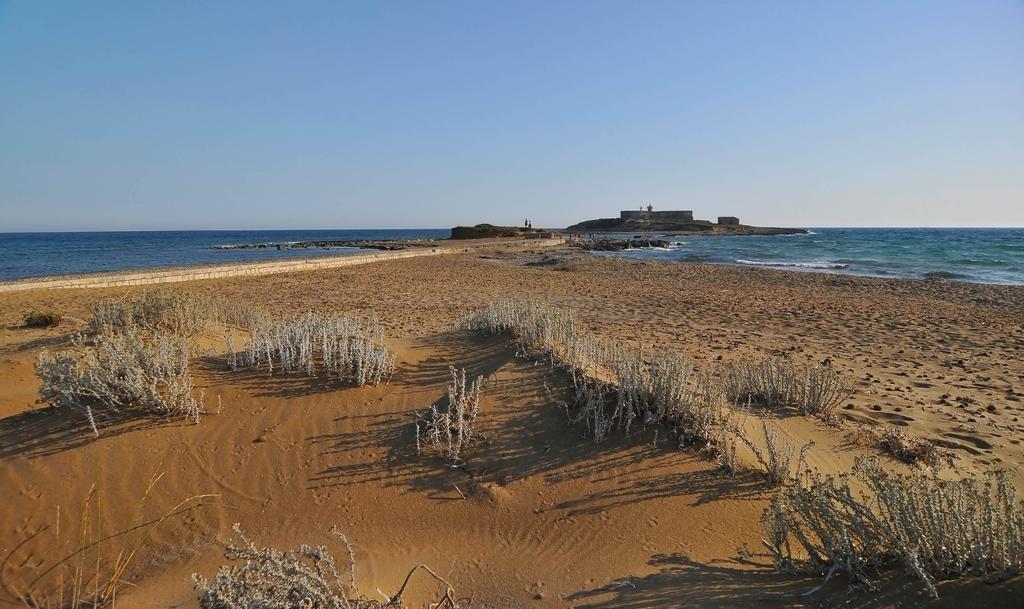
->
xmin=571 ymin=237 xmax=671 ymax=251
xmin=451 ymin=224 xmax=543 ymax=240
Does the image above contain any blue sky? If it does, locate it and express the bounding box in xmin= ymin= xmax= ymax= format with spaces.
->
xmin=1 ymin=1 xmax=1021 ymax=231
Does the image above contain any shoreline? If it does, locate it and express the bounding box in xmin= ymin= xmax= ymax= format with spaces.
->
xmin=595 ymin=251 xmax=1024 ymax=286
xmin=0 ymin=236 xmax=564 ymax=292
xmin=4 ymin=227 xmax=1021 ymax=287
xmin=5 ymin=236 xmax=1021 ymax=291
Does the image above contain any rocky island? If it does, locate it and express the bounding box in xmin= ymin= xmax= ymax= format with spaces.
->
xmin=566 ymin=207 xmax=806 ymax=235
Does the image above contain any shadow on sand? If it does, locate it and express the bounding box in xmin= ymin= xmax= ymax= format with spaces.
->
xmin=0 ymin=406 xmax=179 ymax=460
xmin=566 ymin=553 xmax=817 ymax=609
xmin=300 ymin=329 xmax=765 ymax=514
xmin=569 ymin=553 xmax=1024 ymax=609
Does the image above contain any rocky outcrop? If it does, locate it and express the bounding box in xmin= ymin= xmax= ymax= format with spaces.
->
xmin=570 ymin=237 xmax=671 ymax=251
xmin=565 ymin=217 xmax=806 ymax=235
xmin=451 ymin=224 xmax=541 ymax=240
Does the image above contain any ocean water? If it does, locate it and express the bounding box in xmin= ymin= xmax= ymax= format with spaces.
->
xmin=0 ymin=229 xmax=449 ymax=281
xmin=2 ymin=228 xmax=1022 ymax=285
xmin=598 ymin=228 xmax=1024 ymax=285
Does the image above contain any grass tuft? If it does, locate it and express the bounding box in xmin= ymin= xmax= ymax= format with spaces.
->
xmin=0 ymin=475 xmax=216 ymax=608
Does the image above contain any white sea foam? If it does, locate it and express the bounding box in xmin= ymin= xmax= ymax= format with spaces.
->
xmin=735 ymin=259 xmax=848 ymax=269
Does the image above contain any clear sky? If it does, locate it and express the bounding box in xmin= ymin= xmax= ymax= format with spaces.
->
xmin=1 ymin=1 xmax=1022 ymax=231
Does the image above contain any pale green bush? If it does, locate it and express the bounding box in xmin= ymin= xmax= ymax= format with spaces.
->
xmin=417 ymin=367 xmax=483 ymax=463
xmin=36 ymin=329 xmax=203 ymax=435
xmin=722 ymin=357 xmax=851 ymax=419
xmin=764 ymin=458 xmax=1024 ymax=597
xmin=90 ymin=289 xmax=270 ymax=338
xmin=240 ymin=312 xmax=396 ymax=386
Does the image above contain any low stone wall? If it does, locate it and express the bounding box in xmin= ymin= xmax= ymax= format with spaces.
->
xmin=0 ymin=237 xmax=564 ymax=292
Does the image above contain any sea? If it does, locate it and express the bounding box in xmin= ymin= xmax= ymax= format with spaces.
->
xmin=0 ymin=228 xmax=1022 ymax=285
xmin=0 ymin=229 xmax=449 ymax=281
xmin=599 ymin=228 xmax=1024 ymax=285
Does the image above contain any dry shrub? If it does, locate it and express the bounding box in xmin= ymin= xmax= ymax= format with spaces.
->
xmin=879 ymin=426 xmax=945 ymax=466
xmin=36 ymin=329 xmax=203 ymax=435
xmin=722 ymin=357 xmax=851 ymax=419
xmin=89 ymin=290 xmax=269 ymax=337
xmin=416 ymin=367 xmax=482 ymax=464
xmin=649 ymin=350 xmax=694 ymax=422
xmin=461 ymin=301 xmax=832 ymax=487
xmin=462 ymin=302 xmax=733 ymax=448
xmin=566 ymin=376 xmax=616 ymax=442
xmin=462 ymin=301 xmax=634 ymax=437
xmin=460 ymin=300 xmax=620 ymax=379
xmin=721 ymin=357 xmax=795 ymax=408
xmin=460 ymin=300 xmax=579 ymax=358
xmin=651 ymin=356 xmax=723 ymax=449
xmin=610 ymin=348 xmax=649 ymax=434
xmin=240 ymin=312 xmax=396 ymax=386
xmin=194 ymin=524 xmax=461 ymax=609
xmin=792 ymin=363 xmax=853 ymax=418
xmin=36 ymin=291 xmax=221 ymax=436
xmin=90 ymin=290 xmax=211 ymax=337
xmin=763 ymin=457 xmax=1024 ymax=597
xmin=22 ymin=310 xmax=63 ymax=328
xmin=716 ymin=424 xmax=741 ymax=473
xmin=562 ymin=346 xmax=665 ymax=442
xmin=728 ymin=417 xmax=811 ymax=484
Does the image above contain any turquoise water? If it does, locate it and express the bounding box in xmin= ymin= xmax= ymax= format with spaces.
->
xmin=601 ymin=228 xmax=1024 ymax=285
xmin=0 ymin=229 xmax=449 ymax=281
xmin=1 ymin=228 xmax=1021 ymax=285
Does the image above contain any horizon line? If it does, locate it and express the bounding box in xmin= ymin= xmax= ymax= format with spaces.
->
xmin=2 ymin=225 xmax=1024 ymax=234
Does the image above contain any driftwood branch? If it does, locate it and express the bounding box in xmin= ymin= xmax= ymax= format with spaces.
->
xmin=387 ymin=564 xmax=457 ymax=607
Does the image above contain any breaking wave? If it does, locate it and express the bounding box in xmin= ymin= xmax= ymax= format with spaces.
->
xmin=735 ymin=259 xmax=848 ymax=270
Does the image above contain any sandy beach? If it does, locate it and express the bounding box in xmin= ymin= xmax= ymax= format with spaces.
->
xmin=2 ymin=245 xmax=1023 ymax=608
xmin=4 ymin=2 xmax=1020 ymax=606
